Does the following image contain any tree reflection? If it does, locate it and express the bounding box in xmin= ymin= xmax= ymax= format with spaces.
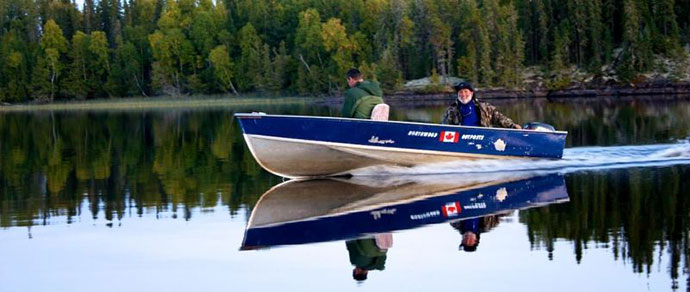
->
xmin=0 ymin=105 xmax=328 ymax=227
xmin=521 ymin=166 xmax=690 ymax=289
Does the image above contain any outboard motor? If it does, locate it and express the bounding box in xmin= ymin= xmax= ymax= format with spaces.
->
xmin=522 ymin=122 xmax=556 ymax=132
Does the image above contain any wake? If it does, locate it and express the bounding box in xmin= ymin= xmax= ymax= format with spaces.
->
xmin=351 ymin=141 xmax=690 ymax=176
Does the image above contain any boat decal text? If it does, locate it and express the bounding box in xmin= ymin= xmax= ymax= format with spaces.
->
xmin=463 ymin=202 xmax=487 ymax=210
xmin=368 ymin=136 xmax=396 ymax=145
xmin=461 ymin=134 xmax=484 ymax=141
xmin=407 ymin=131 xmax=439 ymax=138
xmin=371 ymin=208 xmax=396 ymax=220
xmin=410 ymin=210 xmax=441 ymax=220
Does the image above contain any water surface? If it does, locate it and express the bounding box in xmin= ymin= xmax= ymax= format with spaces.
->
xmin=2 ymin=98 xmax=690 ymax=292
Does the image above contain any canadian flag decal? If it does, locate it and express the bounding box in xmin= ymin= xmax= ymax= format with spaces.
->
xmin=439 ymin=131 xmax=459 ymax=143
xmin=442 ymin=202 xmax=461 ymax=217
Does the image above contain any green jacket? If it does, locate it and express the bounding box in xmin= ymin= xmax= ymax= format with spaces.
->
xmin=342 ymin=81 xmax=384 ymax=118
xmin=442 ymin=98 xmax=519 ymax=128
xmin=346 ymin=239 xmax=387 ymax=271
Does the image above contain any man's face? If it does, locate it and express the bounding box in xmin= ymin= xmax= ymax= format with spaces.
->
xmin=347 ymin=77 xmax=357 ymax=88
xmin=457 ymin=89 xmax=473 ymax=104
xmin=462 ymin=231 xmax=478 ymax=247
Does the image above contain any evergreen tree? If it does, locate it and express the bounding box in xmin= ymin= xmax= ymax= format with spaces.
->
xmin=236 ymin=23 xmax=262 ymax=91
xmin=294 ymin=8 xmax=326 ymax=94
xmin=376 ymin=47 xmax=403 ymax=91
xmin=89 ymin=31 xmax=110 ymax=95
xmin=63 ymin=31 xmax=90 ymax=99
xmin=270 ymin=41 xmax=291 ymax=93
xmin=0 ymin=29 xmax=31 ymax=102
xmin=83 ymin=0 xmax=97 ymax=33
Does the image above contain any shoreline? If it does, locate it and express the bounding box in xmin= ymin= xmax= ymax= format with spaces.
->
xmin=319 ymin=83 xmax=690 ymax=107
xmin=390 ymin=82 xmax=690 ymax=99
xmin=0 ymin=96 xmax=311 ymax=112
xmin=2 ymin=83 xmax=690 ymax=112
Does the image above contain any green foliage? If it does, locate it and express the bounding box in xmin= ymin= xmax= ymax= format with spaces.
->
xmin=63 ymin=31 xmax=90 ymax=99
xmin=548 ymin=24 xmax=571 ymax=89
xmin=236 ymin=23 xmax=262 ymax=91
xmin=0 ymin=29 xmax=31 ymax=102
xmin=376 ymin=47 xmax=403 ymax=91
xmin=33 ymin=19 xmax=68 ymax=100
xmin=1 ymin=0 xmax=690 ymax=101
xmin=321 ymin=17 xmax=359 ymax=91
xmin=208 ymin=45 xmax=236 ymax=94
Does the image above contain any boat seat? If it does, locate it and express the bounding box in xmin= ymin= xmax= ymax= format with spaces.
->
xmin=370 ymin=103 xmax=389 ymax=121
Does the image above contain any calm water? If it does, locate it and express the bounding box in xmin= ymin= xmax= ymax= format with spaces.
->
xmin=2 ymin=98 xmax=690 ymax=292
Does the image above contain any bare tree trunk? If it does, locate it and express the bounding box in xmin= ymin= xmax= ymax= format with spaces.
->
xmin=298 ymin=54 xmax=312 ymax=73
xmin=228 ymin=80 xmax=239 ymax=95
xmin=133 ymin=73 xmax=148 ymax=97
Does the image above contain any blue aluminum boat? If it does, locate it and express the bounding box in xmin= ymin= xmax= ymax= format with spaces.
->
xmin=235 ymin=113 xmax=567 ymax=178
xmin=241 ymin=173 xmax=568 ymax=249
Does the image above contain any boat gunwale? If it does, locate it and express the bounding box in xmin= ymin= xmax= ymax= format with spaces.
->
xmin=234 ymin=113 xmax=569 ymax=135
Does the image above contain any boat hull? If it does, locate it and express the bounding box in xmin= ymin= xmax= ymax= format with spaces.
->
xmin=236 ymin=113 xmax=567 ymax=178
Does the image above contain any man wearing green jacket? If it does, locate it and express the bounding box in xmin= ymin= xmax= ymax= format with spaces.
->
xmin=342 ymin=68 xmax=385 ymax=118
xmin=346 ymin=237 xmax=389 ymax=281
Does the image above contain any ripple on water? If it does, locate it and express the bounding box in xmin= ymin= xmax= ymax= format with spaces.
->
xmin=350 ymin=142 xmax=690 ymax=177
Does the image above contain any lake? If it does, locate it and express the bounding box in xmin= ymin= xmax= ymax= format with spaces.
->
xmin=2 ymin=97 xmax=690 ymax=292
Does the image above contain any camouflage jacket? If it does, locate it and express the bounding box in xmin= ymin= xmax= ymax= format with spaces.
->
xmin=441 ymin=98 xmax=519 ymax=129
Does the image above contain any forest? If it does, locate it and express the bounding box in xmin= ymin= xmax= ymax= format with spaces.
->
xmin=0 ymin=0 xmax=688 ymax=102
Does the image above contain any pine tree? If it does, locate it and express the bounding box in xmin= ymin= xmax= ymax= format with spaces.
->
xmin=376 ymin=47 xmax=403 ymax=91
xmin=63 ymin=31 xmax=90 ymax=99
xmin=83 ymin=0 xmax=97 ymax=33
xmin=89 ymin=31 xmax=110 ymax=95
xmin=236 ymin=23 xmax=262 ymax=91
xmin=270 ymin=41 xmax=291 ymax=93
xmin=295 ymin=9 xmax=326 ymax=94
xmin=549 ymin=24 xmax=571 ymax=89
xmin=619 ymin=0 xmax=643 ymax=82
xmin=585 ymin=0 xmax=605 ymax=70
xmin=0 ymin=29 xmax=31 ymax=102
xmin=259 ymin=43 xmax=272 ymax=92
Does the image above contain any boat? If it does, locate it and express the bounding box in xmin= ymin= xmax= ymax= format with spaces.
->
xmin=241 ymin=172 xmax=569 ymax=249
xmin=235 ymin=113 xmax=568 ymax=178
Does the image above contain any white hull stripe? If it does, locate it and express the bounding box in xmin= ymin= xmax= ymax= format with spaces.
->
xmin=245 ymin=134 xmax=526 ymax=160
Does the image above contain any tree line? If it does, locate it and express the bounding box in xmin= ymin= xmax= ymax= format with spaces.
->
xmin=1 ymin=0 xmax=688 ymax=102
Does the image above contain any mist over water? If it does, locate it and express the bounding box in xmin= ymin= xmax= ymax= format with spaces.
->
xmin=351 ymin=141 xmax=690 ymax=176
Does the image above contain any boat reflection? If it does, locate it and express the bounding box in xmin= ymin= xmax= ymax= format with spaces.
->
xmin=241 ymin=172 xmax=569 ymax=250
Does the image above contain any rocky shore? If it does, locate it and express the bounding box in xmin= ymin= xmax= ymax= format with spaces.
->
xmin=318 ymin=82 xmax=690 ymax=108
